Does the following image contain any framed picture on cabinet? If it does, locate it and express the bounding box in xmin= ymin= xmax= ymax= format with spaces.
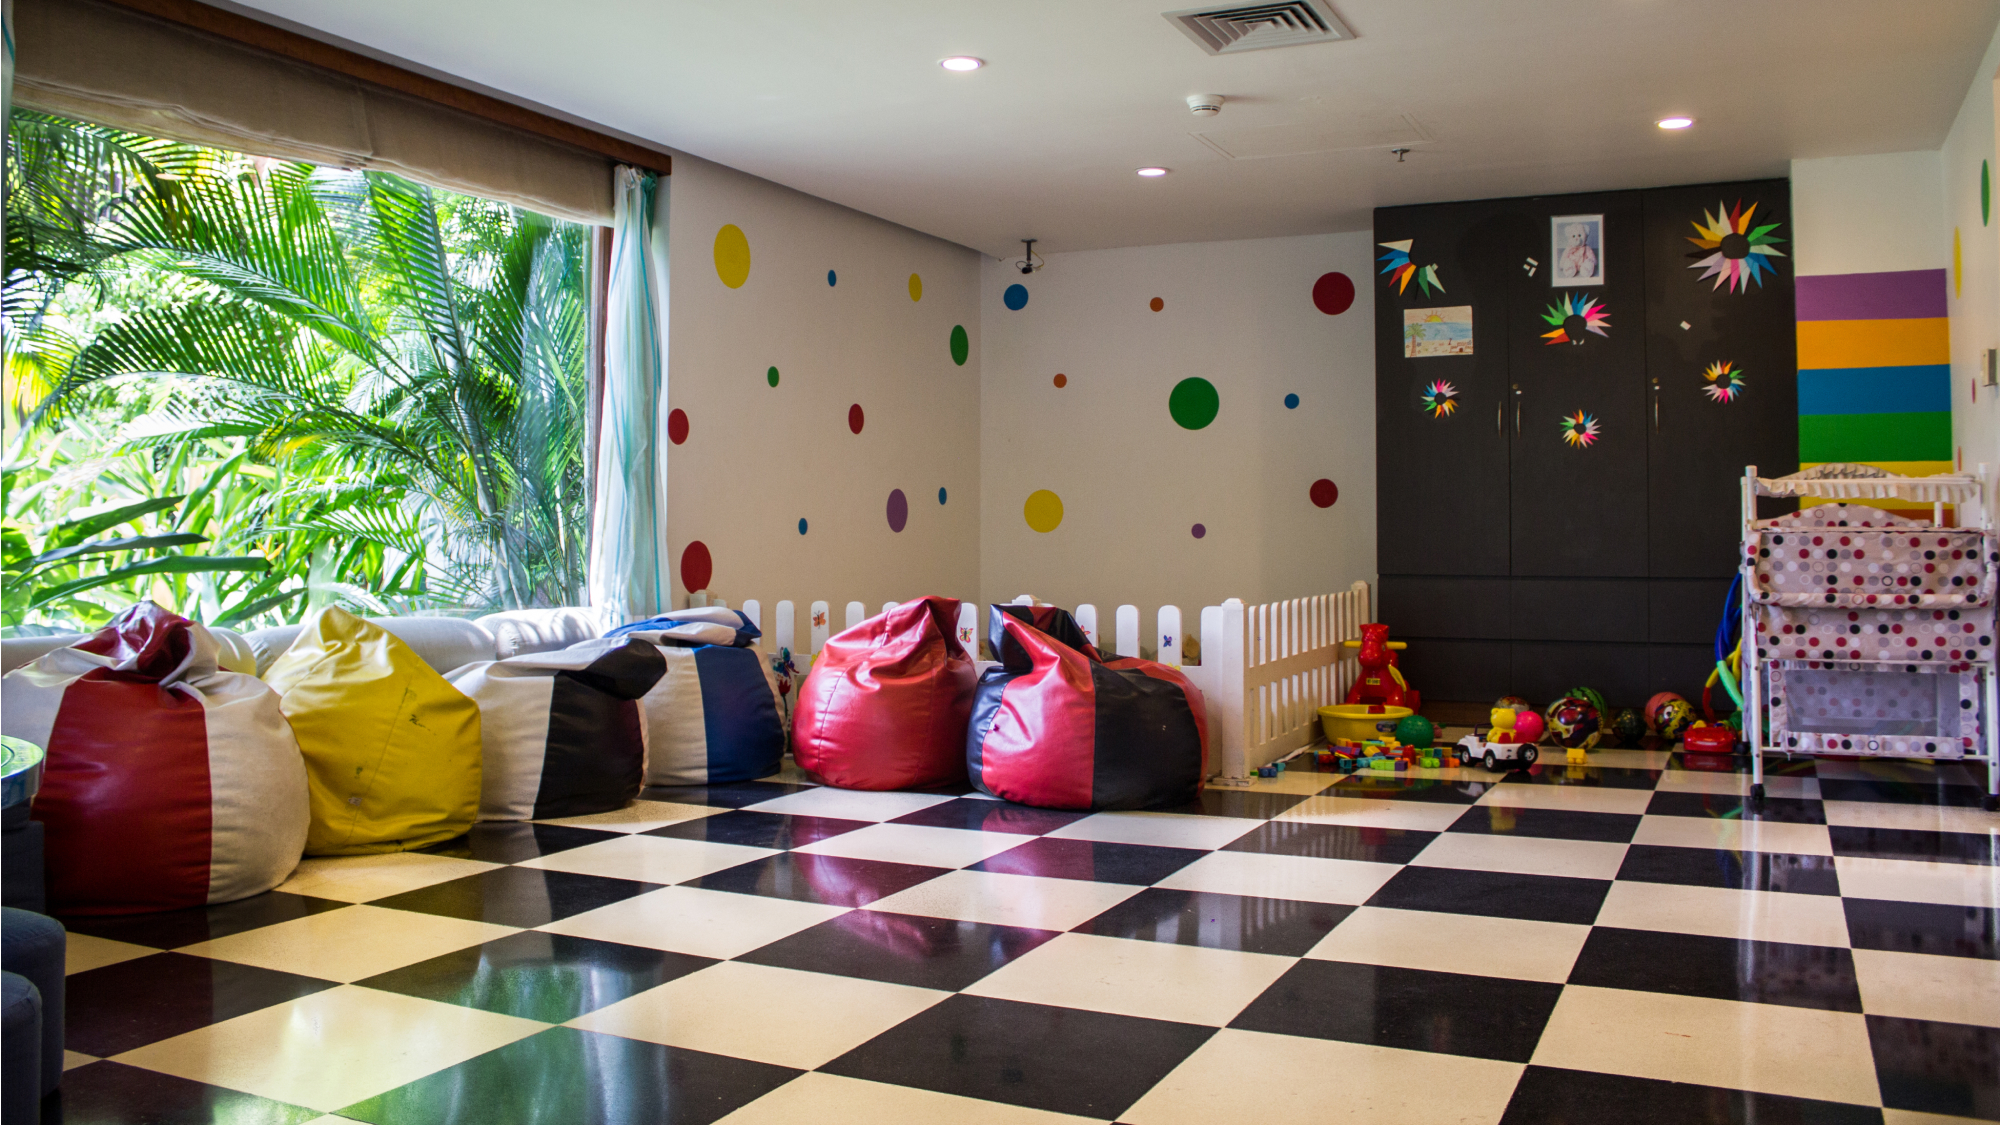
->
xmin=1551 ymin=214 xmax=1604 ymax=286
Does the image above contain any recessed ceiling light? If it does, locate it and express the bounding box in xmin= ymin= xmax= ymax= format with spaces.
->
xmin=1137 ymin=167 xmax=1170 ymax=177
xmin=939 ymin=56 xmax=983 ymax=72
xmin=1656 ymin=116 xmax=1694 ymax=130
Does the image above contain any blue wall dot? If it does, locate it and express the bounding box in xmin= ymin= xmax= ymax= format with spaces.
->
xmin=798 ymin=518 xmax=809 ymax=535
xmin=827 ymin=270 xmax=837 ymax=286
xmin=1003 ymin=283 xmax=1029 ymax=311
xmin=1284 ymin=393 xmax=1300 ymax=409
xmin=938 ymin=487 xmax=948 ymax=504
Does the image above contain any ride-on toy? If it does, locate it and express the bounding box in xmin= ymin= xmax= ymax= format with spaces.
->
xmin=1456 ymin=707 xmax=1541 ymax=772
xmin=1342 ymin=624 xmax=1421 ymax=712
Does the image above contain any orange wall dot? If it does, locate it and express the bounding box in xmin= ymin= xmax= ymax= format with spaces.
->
xmin=1053 ymin=374 xmax=1067 ymax=388
xmin=1149 ymin=297 xmax=1164 ymax=312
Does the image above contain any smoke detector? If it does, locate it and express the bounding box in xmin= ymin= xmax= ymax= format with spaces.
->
xmin=1164 ymin=1 xmax=1354 ymax=55
xmin=1186 ymin=94 xmax=1224 ymax=117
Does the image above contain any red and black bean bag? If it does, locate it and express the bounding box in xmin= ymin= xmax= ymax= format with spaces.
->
xmin=968 ymin=605 xmax=1208 ymax=810
xmin=792 ymin=597 xmax=976 ymax=790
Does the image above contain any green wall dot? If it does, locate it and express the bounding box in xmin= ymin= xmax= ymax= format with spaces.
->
xmin=767 ymin=366 xmax=780 ymax=387
xmin=1169 ymin=377 xmax=1219 ymax=430
xmin=950 ymin=325 xmax=969 ymax=366
xmin=1983 ymin=161 xmax=1990 ymax=226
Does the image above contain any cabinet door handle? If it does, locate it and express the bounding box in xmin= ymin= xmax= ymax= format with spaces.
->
xmin=1652 ymin=377 xmax=1661 ymax=431
xmin=1496 ymin=399 xmax=1503 ymax=434
xmin=1513 ymin=384 xmax=1522 ymax=434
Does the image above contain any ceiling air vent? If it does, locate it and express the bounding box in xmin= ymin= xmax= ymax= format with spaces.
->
xmin=1163 ymin=1 xmax=1354 ymax=55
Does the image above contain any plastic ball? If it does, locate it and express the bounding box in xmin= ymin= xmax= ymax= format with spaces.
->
xmin=1393 ymin=714 xmax=1434 ymax=749
xmin=1512 ymin=710 xmax=1546 ymax=743
xmin=1566 ymin=687 xmax=1611 ymax=731
xmin=1644 ymin=692 xmax=1695 ymax=738
xmin=1495 ymin=695 xmax=1534 ymax=716
xmin=1544 ymin=695 xmax=1602 ymax=750
xmin=1610 ymin=708 xmax=1645 ymax=747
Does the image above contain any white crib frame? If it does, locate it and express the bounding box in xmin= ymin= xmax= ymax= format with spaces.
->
xmin=1740 ymin=464 xmax=2000 ymax=807
xmin=714 ymin=581 xmax=1372 ymax=785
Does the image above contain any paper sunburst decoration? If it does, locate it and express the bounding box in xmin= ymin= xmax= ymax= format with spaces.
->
xmin=1378 ymin=240 xmax=1444 ymax=298
xmin=1687 ymin=201 xmax=1786 ymax=292
xmin=1421 ymin=380 xmax=1459 ymax=417
xmin=1540 ymin=292 xmax=1610 ymax=345
xmin=1703 ymin=360 xmax=1747 ymax=403
xmin=1559 ymin=410 xmax=1601 ymax=448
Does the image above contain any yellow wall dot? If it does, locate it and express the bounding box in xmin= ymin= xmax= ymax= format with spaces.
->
xmin=1022 ymin=489 xmax=1064 ymax=533
xmin=909 ymin=273 xmax=923 ymax=302
xmin=1953 ymin=227 xmax=1962 ymax=299
xmin=714 ymin=224 xmax=750 ymax=289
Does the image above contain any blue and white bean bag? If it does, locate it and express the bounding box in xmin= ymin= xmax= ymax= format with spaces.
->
xmin=610 ymin=609 xmax=786 ymax=787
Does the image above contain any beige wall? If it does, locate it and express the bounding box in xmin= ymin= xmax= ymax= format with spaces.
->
xmin=977 ymin=232 xmax=1378 ymax=633
xmin=1943 ymin=28 xmax=2000 ymax=476
xmin=663 ymin=151 xmax=983 ymax=622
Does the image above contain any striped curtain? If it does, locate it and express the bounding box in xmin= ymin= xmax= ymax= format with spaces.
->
xmin=587 ymin=167 xmax=668 ymax=626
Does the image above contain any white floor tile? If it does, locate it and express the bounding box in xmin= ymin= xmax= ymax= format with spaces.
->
xmin=716 ymin=1073 xmax=1104 ymax=1125
xmin=114 ymin=985 xmax=545 ymax=1111
xmin=1121 ymin=1027 xmax=1523 ymax=1125
xmin=65 ymin=933 xmax=156 ymax=975
xmin=1153 ymin=851 xmax=1403 ymax=906
xmin=62 ymin=1051 xmax=96 ymax=1072
xmin=1531 ymin=984 xmax=1879 ymax=1107
xmin=533 ymin=799 xmax=725 ymax=833
xmin=1307 ymin=906 xmax=1590 ymax=983
xmin=1273 ymin=795 xmax=1473 ymax=833
xmin=1834 ymin=856 xmax=2000 ymax=908
xmin=514 ymin=834 xmax=776 ymax=884
xmin=962 ymin=932 xmax=1295 ymax=1026
xmin=739 ymin=788 xmax=957 ymax=821
xmin=1811 ymin=760 xmax=1982 ymax=786
xmin=1045 ymin=812 xmax=1261 ymax=850
xmin=1597 ymin=881 xmax=1850 ymax=947
xmin=1655 ymin=771 xmax=1820 ymax=799
xmin=1852 ymin=948 xmax=2000 ymax=1028
xmin=1409 ymin=832 xmax=1628 ymax=880
xmin=567 ymin=960 xmax=946 ymax=1070
xmin=795 ymin=822 xmax=1030 ymax=867
xmin=1821 ymin=800 xmax=2000 ymax=835
xmin=1632 ymin=815 xmax=1834 ymax=856
xmin=861 ymin=870 xmax=1141 ymax=931
xmin=274 ymin=853 xmax=501 ymax=904
xmin=182 ymin=905 xmax=517 ymax=982
xmin=1478 ymin=783 xmax=1655 ymax=816
xmin=537 ymin=886 xmax=848 ymax=960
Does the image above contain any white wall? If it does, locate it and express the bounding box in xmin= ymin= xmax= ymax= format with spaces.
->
xmin=1943 ymin=26 xmax=2000 ymax=475
xmin=977 ymin=233 xmax=1377 ymax=628
xmin=664 ymin=151 xmax=983 ymax=617
xmin=1789 ymin=151 xmax=1947 ymax=277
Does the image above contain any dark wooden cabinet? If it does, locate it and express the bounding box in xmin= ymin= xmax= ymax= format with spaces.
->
xmin=1374 ymin=179 xmax=1797 ymax=707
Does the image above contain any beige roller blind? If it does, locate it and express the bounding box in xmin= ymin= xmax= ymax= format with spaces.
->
xmin=10 ymin=0 xmax=631 ymax=223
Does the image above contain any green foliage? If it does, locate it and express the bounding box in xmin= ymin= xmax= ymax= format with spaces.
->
xmin=2 ymin=111 xmax=590 ymax=633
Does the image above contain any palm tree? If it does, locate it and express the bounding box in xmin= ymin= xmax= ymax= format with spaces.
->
xmin=5 ymin=111 xmax=589 ymax=619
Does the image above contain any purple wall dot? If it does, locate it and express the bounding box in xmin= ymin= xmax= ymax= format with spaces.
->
xmin=886 ymin=488 xmax=909 ymax=532
xmin=1191 ymin=523 xmax=1206 ymax=539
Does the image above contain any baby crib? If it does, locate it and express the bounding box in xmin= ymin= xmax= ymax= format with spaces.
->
xmin=1739 ymin=464 xmax=2000 ymax=808
xmin=707 ymin=582 xmax=1373 ymax=785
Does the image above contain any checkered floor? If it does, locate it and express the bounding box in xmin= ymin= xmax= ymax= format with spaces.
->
xmin=49 ymin=747 xmax=2000 ymax=1125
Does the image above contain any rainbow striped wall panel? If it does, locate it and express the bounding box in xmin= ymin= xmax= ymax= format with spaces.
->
xmin=1795 ymin=268 xmax=1951 ymax=517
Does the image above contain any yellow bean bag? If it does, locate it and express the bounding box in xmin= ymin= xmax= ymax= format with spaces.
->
xmin=265 ymin=607 xmax=482 ymax=855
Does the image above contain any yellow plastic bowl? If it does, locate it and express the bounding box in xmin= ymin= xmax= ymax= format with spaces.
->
xmin=1319 ymin=703 xmax=1413 ymax=744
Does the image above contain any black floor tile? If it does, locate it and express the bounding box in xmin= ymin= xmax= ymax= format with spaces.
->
xmin=1230 ymin=959 xmax=1562 ymax=1062
xmin=57 ymin=891 xmax=346 ymax=950
xmin=1845 ymin=899 xmax=1999 ymax=960
xmin=422 ymin=822 xmax=624 ymax=864
xmin=685 ymin=852 xmax=946 ymax=907
xmin=640 ymin=780 xmax=816 ymax=808
xmin=1073 ymin=889 xmax=1350 ymax=956
xmin=1498 ymin=1064 xmax=1885 ymax=1125
xmin=55 ymin=1060 xmax=322 ymax=1125
xmin=643 ymin=810 xmax=868 ymax=850
xmin=1867 ymin=1014 xmax=2000 ymax=1121
xmin=1512 ymin=764 xmax=1663 ymax=789
xmin=354 ymin=931 xmax=712 ymax=1021
xmin=1446 ymin=806 xmax=1642 ymax=843
xmin=66 ymin=952 xmax=335 ymax=1056
xmin=1365 ymin=866 xmax=1610 ymax=925
xmin=1152 ymin=788 xmax=1315 ymax=819
xmin=1646 ymin=791 xmax=1828 ymax=824
xmin=369 ymin=866 xmax=656 ymax=927
xmin=970 ymin=838 xmax=1205 ymax=884
xmin=1224 ymin=820 xmax=1438 ymax=863
xmin=820 ymin=994 xmax=1213 ymax=1119
xmin=887 ymin=797 xmax=1090 ymax=835
xmin=1830 ymin=826 xmax=1999 ymax=866
xmin=1331 ymin=777 xmax=1484 ymax=804
xmin=1567 ymin=927 xmax=1861 ymax=1012
xmin=736 ymin=910 xmax=1057 ymax=990
xmin=1818 ymin=778 xmax=1985 ymax=806
xmin=1616 ymin=845 xmax=1842 ymax=896
xmin=338 ymin=1026 xmax=800 ymax=1125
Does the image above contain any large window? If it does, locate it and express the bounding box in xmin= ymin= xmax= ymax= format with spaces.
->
xmin=2 ymin=110 xmax=592 ymax=634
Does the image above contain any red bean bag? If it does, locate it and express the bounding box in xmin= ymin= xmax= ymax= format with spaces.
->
xmin=792 ymin=597 xmax=976 ymax=790
xmin=968 ymin=605 xmax=1208 ymax=810
xmin=0 ymin=603 xmax=308 ymax=914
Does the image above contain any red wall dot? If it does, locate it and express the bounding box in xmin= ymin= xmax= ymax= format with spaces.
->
xmin=848 ymin=404 xmax=865 ymax=434
xmin=1312 ymin=272 xmax=1355 ymax=316
xmin=1310 ymin=479 xmax=1339 ymax=508
xmin=1053 ymin=374 xmax=1067 ymax=388
xmin=1149 ymin=297 xmax=1164 ymax=312
xmin=680 ymin=540 xmax=713 ymax=592
xmin=667 ymin=408 xmax=689 ymax=445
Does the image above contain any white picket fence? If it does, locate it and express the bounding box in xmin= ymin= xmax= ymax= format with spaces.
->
xmin=712 ymin=580 xmax=1372 ymax=784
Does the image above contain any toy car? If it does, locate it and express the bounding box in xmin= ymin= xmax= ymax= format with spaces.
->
xmin=1455 ymin=732 xmax=1539 ymax=772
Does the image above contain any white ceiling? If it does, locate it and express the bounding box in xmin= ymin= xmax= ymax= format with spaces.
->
xmin=228 ymin=0 xmax=2000 ymax=257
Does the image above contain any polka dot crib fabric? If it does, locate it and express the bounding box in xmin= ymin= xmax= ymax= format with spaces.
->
xmin=1764 ymin=661 xmax=1983 ymax=759
xmin=1749 ymin=504 xmax=1998 ymax=609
